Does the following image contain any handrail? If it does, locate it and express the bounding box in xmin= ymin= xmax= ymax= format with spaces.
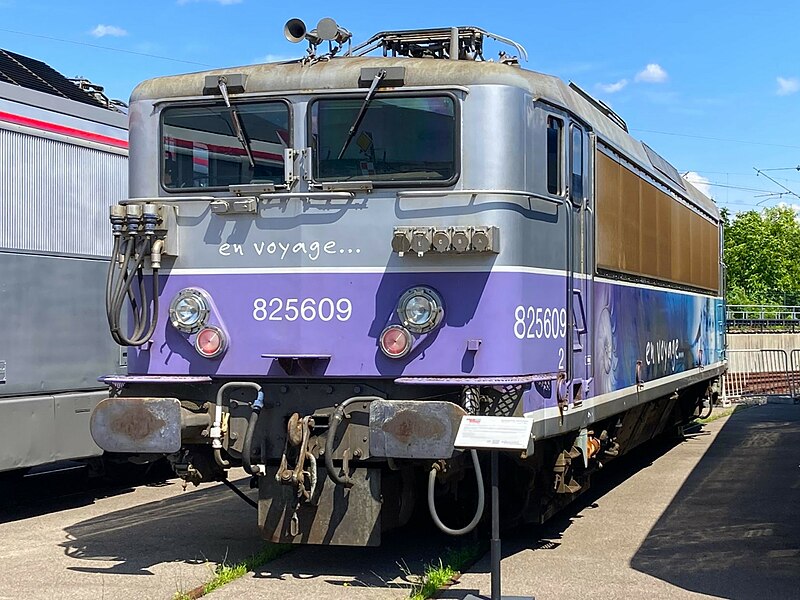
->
xmin=727 ymin=304 xmax=800 ymax=321
xmin=397 ymin=188 xmax=565 ymax=207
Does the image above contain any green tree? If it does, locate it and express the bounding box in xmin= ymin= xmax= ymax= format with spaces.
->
xmin=724 ymin=205 xmax=800 ymax=305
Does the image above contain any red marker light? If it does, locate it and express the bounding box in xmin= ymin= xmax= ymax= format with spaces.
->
xmin=379 ymin=325 xmax=413 ymax=358
xmin=195 ymin=326 xmax=226 ymax=358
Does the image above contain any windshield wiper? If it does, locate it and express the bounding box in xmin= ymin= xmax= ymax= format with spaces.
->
xmin=217 ymin=77 xmax=255 ymax=169
xmin=337 ymin=69 xmax=386 ymax=159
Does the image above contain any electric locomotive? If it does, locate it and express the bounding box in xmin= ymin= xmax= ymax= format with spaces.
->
xmin=91 ymin=20 xmax=725 ymax=546
xmin=1 ymin=50 xmax=127 ymax=477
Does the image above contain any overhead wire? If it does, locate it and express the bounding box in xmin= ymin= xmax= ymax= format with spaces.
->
xmin=0 ymin=27 xmax=214 ymax=67
xmin=753 ymin=167 xmax=800 ymax=200
xmin=703 ymin=182 xmax=781 ymax=194
xmin=631 ymin=127 xmax=800 ymax=150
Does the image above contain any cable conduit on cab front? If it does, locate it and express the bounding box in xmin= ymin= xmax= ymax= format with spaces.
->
xmin=106 ymin=234 xmax=160 ymax=347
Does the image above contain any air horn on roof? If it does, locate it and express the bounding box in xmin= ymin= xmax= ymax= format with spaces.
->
xmin=284 ymin=17 xmax=352 ymax=55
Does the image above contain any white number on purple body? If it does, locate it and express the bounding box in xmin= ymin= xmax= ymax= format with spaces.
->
xmin=252 ymin=297 xmax=353 ymax=322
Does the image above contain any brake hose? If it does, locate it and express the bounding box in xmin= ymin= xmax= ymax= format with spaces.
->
xmin=242 ymin=390 xmax=265 ymax=475
xmin=324 ymin=397 xmax=362 ymax=487
xmin=428 ymin=449 xmax=485 ymax=536
xmin=697 ymin=397 xmax=713 ymax=420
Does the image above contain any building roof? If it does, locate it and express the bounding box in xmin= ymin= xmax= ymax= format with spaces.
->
xmin=0 ymin=48 xmax=106 ymax=109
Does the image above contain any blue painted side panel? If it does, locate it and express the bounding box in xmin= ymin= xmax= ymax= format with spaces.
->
xmin=592 ymin=280 xmax=722 ymax=395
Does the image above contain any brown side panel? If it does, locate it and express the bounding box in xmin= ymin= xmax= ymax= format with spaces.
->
xmin=620 ymin=164 xmax=642 ymax=274
xmin=689 ymin=206 xmax=699 ymax=285
xmin=674 ymin=202 xmax=690 ymax=284
xmin=596 ymin=152 xmax=622 ymax=271
xmin=656 ymin=188 xmax=673 ymax=279
xmin=595 ymin=148 xmax=720 ymax=293
xmin=704 ymin=218 xmax=720 ymax=290
xmin=640 ymin=180 xmax=658 ymax=277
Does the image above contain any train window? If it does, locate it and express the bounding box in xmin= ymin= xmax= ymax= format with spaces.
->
xmin=570 ymin=126 xmax=583 ymax=202
xmin=310 ymin=95 xmax=456 ymax=184
xmin=161 ymin=101 xmax=290 ymax=190
xmin=546 ymin=116 xmax=563 ymax=194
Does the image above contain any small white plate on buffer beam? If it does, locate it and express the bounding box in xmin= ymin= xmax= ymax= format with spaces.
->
xmin=454 ymin=415 xmax=534 ymax=451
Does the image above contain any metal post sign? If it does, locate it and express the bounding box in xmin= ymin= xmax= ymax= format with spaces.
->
xmin=455 ymin=415 xmax=536 ymax=600
xmin=454 ymin=415 xmax=534 ymax=450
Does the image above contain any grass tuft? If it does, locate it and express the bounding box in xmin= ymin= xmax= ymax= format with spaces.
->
xmin=408 ymin=543 xmax=483 ymax=600
xmin=692 ymin=402 xmax=755 ymax=426
xmin=173 ymin=544 xmax=292 ymax=599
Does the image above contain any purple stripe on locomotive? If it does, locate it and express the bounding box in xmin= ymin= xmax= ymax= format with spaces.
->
xmin=131 ymin=271 xmax=722 ymax=399
xmin=130 ymin=270 xmax=567 ymax=378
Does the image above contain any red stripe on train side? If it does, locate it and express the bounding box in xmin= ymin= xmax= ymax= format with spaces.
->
xmin=0 ymin=110 xmax=128 ymax=149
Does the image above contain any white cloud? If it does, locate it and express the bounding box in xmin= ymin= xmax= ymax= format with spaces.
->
xmin=177 ymin=0 xmax=243 ymax=5
xmin=635 ymin=63 xmax=668 ymax=84
xmin=683 ymin=171 xmax=712 ymax=197
xmin=597 ymin=79 xmax=628 ymax=94
xmin=776 ymin=76 xmax=800 ymax=96
xmin=253 ymin=54 xmax=296 ymax=64
xmin=90 ymin=24 xmax=128 ymax=38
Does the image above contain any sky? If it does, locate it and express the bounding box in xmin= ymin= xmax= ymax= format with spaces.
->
xmin=1 ymin=0 xmax=799 ymax=213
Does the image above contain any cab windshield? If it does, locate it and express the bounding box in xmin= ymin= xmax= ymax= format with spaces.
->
xmin=161 ymin=101 xmax=289 ymax=190
xmin=310 ymin=95 xmax=457 ymax=184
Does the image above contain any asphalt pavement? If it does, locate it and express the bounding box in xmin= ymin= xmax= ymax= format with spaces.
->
xmin=0 ymin=403 xmax=796 ymax=600
xmin=0 ymin=468 xmax=265 ymax=600
xmin=446 ymin=403 xmax=800 ymax=600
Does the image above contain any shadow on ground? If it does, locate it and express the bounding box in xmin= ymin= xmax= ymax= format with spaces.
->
xmin=54 ymin=408 xmax=799 ymax=597
xmin=630 ymin=403 xmax=800 ymax=599
xmin=60 ymin=476 xmax=264 ymax=575
xmin=54 ymin=432 xmax=700 ymax=591
xmin=0 ymin=461 xmax=172 ymax=525
xmin=57 ymin=466 xmax=481 ymax=592
xmin=240 ymin=438 xmax=699 ymax=597
xmin=61 ymin=467 xmax=469 ymax=591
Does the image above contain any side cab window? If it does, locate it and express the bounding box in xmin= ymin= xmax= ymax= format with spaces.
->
xmin=570 ymin=124 xmax=584 ymax=204
xmin=546 ymin=116 xmax=564 ymax=195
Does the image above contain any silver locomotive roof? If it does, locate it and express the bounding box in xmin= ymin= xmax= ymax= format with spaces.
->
xmin=130 ymin=34 xmax=717 ymax=219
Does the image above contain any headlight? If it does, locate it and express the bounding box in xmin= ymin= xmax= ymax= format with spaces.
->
xmin=397 ymin=286 xmax=444 ymax=333
xmin=169 ymin=288 xmax=210 ymax=333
